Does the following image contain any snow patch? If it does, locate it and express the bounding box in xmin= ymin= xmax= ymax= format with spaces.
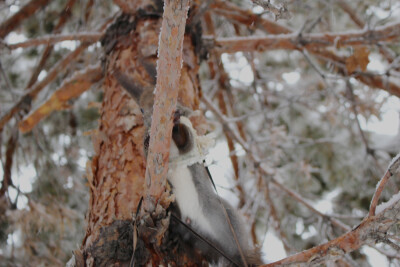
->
xmin=376 ymin=191 xmax=400 ymax=214
xmin=388 ymin=152 xmax=400 ymax=174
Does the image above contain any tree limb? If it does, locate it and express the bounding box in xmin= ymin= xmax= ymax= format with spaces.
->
xmin=144 ymin=0 xmax=190 ymax=209
xmin=0 ymin=43 xmax=90 ymax=131
xmin=18 ymin=65 xmax=103 ymax=133
xmin=6 ymin=33 xmax=102 ymax=49
xmin=215 ymin=22 xmax=400 ymax=52
xmin=0 ymin=0 xmax=52 ymax=39
xmin=212 ymin=2 xmax=400 ymax=97
xmin=263 ymin=196 xmax=400 ymax=266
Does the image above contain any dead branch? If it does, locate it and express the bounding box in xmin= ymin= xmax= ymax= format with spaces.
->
xmin=0 ymin=43 xmax=91 ymax=131
xmin=6 ymin=33 xmax=102 ymax=50
xmin=0 ymin=0 xmax=52 ymax=39
xmin=211 ymin=0 xmax=292 ymax=34
xmin=215 ymin=22 xmax=400 ymax=53
xmin=18 ymin=65 xmax=103 ymax=133
xmin=0 ymin=129 xmax=18 ymax=199
xmin=213 ymin=2 xmax=400 ymax=97
xmin=369 ymin=153 xmax=400 ymax=216
xmin=263 ymin=192 xmax=400 ymax=266
xmin=144 ymin=0 xmax=190 ymax=209
xmin=25 ymin=0 xmax=78 ymax=89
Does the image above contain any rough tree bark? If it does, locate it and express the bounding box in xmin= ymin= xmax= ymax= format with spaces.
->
xmin=78 ymin=0 xmax=204 ymax=265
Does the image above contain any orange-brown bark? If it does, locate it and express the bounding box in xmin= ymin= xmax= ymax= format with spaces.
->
xmin=144 ymin=0 xmax=190 ymax=209
xmin=81 ymin=4 xmax=202 ymax=264
xmin=18 ymin=65 xmax=103 ymax=133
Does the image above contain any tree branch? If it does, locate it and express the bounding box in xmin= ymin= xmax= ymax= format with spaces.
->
xmin=264 ymin=200 xmax=400 ymax=266
xmin=6 ymin=33 xmax=102 ymax=49
xmin=25 ymin=0 xmax=77 ymax=90
xmin=212 ymin=2 xmax=400 ymax=97
xmin=18 ymin=65 xmax=103 ymax=133
xmin=369 ymin=153 xmax=400 ymax=216
xmin=0 ymin=0 xmax=52 ymax=39
xmin=0 ymin=43 xmax=91 ymax=131
xmin=144 ymin=0 xmax=190 ymax=209
xmin=211 ymin=0 xmax=292 ymax=34
xmin=215 ymin=22 xmax=400 ymax=53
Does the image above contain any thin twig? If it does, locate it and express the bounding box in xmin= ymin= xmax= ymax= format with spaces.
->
xmin=270 ymin=177 xmax=351 ymax=232
xmin=345 ymin=80 xmax=386 ymax=174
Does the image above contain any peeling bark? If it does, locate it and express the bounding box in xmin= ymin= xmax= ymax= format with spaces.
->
xmin=80 ymin=1 xmax=204 ymax=265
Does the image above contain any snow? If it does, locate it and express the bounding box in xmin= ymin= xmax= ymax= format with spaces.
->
xmin=376 ymin=190 xmax=400 ymax=214
xmin=388 ymin=152 xmax=400 ymax=174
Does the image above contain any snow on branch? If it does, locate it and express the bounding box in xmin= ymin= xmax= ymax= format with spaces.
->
xmin=204 ymin=92 xmax=400 ymax=266
xmin=144 ymin=0 xmax=190 ymax=210
xmin=5 ymin=33 xmax=102 ymax=50
xmin=215 ymin=22 xmax=400 ymax=53
xmin=263 ymin=197 xmax=400 ymax=266
xmin=369 ymin=152 xmax=400 ymax=216
xmin=251 ymin=0 xmax=291 ymax=21
xmin=212 ymin=2 xmax=400 ymax=98
xmin=18 ymin=65 xmax=103 ymax=133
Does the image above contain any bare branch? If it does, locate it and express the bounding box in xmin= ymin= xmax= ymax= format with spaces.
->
xmin=215 ymin=22 xmax=400 ymax=53
xmin=0 ymin=43 xmax=91 ymax=131
xmin=213 ymin=2 xmax=400 ymax=97
xmin=18 ymin=65 xmax=103 ymax=133
xmin=0 ymin=0 xmax=52 ymax=39
xmin=369 ymin=153 xmax=400 ymax=216
xmin=144 ymin=0 xmax=190 ymax=209
xmin=6 ymin=33 xmax=102 ymax=49
xmin=25 ymin=0 xmax=78 ymax=90
xmin=212 ymin=0 xmax=292 ymax=34
xmin=0 ymin=129 xmax=18 ymax=199
xmin=263 ymin=198 xmax=400 ymax=266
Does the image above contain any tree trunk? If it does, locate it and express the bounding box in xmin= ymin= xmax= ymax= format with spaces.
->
xmin=78 ymin=1 xmax=203 ymax=265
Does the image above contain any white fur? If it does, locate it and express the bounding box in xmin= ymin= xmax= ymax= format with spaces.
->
xmin=168 ymin=116 xmax=214 ymax=168
xmin=168 ymin=165 xmax=215 ymax=236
